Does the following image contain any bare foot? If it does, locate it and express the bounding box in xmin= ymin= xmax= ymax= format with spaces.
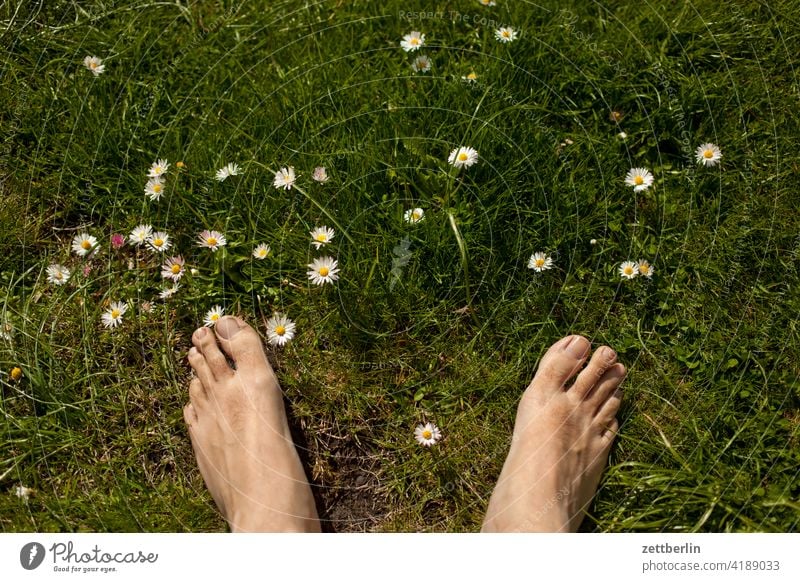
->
xmin=184 ymin=316 xmax=320 ymax=532
xmin=482 ymin=335 xmax=625 ymax=532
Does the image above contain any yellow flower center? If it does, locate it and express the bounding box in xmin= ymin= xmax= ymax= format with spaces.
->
xmin=639 ymin=264 xmax=649 ymax=274
xmin=176 ymin=161 xmax=185 ymax=168
xmin=206 ymin=237 xmax=217 ymax=246
xmin=503 ymin=30 xmax=510 ymax=37
xmin=703 ymin=149 xmax=714 ymax=158
xmin=153 ymin=183 xmax=162 ymax=192
xmin=316 ymin=234 xmax=327 ymax=242
xmin=410 ymin=38 xmax=419 ymax=45
xmin=90 ymin=62 xmax=97 ymax=69
xmin=458 ymin=152 xmax=468 ymax=161
xmin=11 ymin=367 xmax=22 ymax=380
xmin=467 ymin=72 xmax=477 ymax=80
xmin=111 ymin=309 xmax=120 ymax=318
xmin=153 ymin=238 xmax=164 ymax=247
xmin=258 ymin=250 xmax=267 ymax=257
xmin=634 ymin=175 xmax=644 ymax=185
xmin=535 ymin=258 xmax=545 ymax=267
xmin=55 ymin=271 xmax=63 ymax=279
xmin=624 ymin=266 xmax=634 ymax=275
xmin=422 ymin=430 xmax=432 ymax=439
xmin=211 ymin=313 xmax=220 ymax=321
xmin=275 ymin=325 xmax=286 ymax=336
xmin=81 ymin=240 xmax=91 ymax=249
xmin=171 ymin=264 xmax=181 ymax=274
xmin=412 ymin=211 xmax=421 ymax=220
xmin=319 ymin=267 xmax=330 ymax=277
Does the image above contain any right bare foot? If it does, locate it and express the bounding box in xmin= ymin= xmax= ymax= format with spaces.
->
xmin=482 ymin=335 xmax=625 ymax=532
xmin=184 ymin=316 xmax=320 ymax=532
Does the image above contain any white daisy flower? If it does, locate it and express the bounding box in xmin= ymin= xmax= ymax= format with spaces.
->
xmin=695 ymin=142 xmax=722 ymax=166
xmin=527 ymin=252 xmax=554 ymax=272
xmin=204 ymin=305 xmax=224 ymax=327
xmin=404 ymin=207 xmax=425 ymax=224
xmin=400 ymin=31 xmax=425 ymax=52
xmin=46 ymin=264 xmax=71 ymax=285
xmin=144 ymin=177 xmax=165 ymax=201
xmin=495 ymin=27 xmax=518 ymax=43
xmin=312 ymin=166 xmax=329 ymax=183
xmin=479 ymin=0 xmax=497 ymax=5
xmin=197 ymin=229 xmax=227 ymax=252
xmin=129 ymin=224 xmax=153 ymax=246
xmin=273 ymin=166 xmax=296 ymax=190
xmin=161 ymin=255 xmax=186 ymax=282
xmin=266 ymin=312 xmax=296 ymax=347
xmin=83 ymin=56 xmax=105 ymax=76
xmin=617 ymin=131 xmax=628 ymax=140
xmin=411 ymin=55 xmax=431 ymax=73
xmin=159 ymin=284 xmax=180 ymax=300
xmin=101 ymin=301 xmax=128 ymax=328
xmin=637 ymin=259 xmax=654 ymax=278
xmin=414 ymin=422 xmax=442 ymax=447
xmin=307 ymin=256 xmax=340 ymax=286
xmin=461 ymin=71 xmax=478 ymax=83
xmin=146 ymin=231 xmax=171 ymax=252
xmin=147 ymin=159 xmax=169 ymax=178
xmin=253 ymin=243 xmax=271 ymax=260
xmin=71 ymin=233 xmax=99 ymax=257
xmin=448 ymin=146 xmax=479 ymax=168
xmin=310 ymin=226 xmax=335 ymax=249
xmin=215 ymin=162 xmax=241 ymax=182
xmin=619 ymin=261 xmax=639 ymax=279
xmin=624 ymin=167 xmax=654 ymax=192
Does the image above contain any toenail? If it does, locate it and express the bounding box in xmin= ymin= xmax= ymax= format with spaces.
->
xmin=602 ymin=346 xmax=616 ymax=361
xmin=196 ymin=327 xmax=207 ymax=338
xmin=565 ymin=335 xmax=590 ymax=358
xmin=215 ymin=316 xmax=242 ymax=340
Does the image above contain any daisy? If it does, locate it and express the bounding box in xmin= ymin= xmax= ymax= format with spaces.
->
xmin=624 ymin=167 xmax=654 ymax=192
xmin=101 ymin=301 xmax=128 ymax=329
xmin=253 ymin=243 xmax=271 ymax=260
xmin=159 ymin=284 xmax=180 ymax=300
xmin=83 ymin=56 xmax=105 ymax=76
xmin=161 ymin=255 xmax=186 ymax=282
xmin=404 ymin=207 xmax=425 ymax=224
xmin=215 ymin=162 xmax=241 ymax=182
xmin=144 ymin=177 xmax=165 ymax=200
xmin=15 ymin=485 xmax=33 ymax=499
xmin=146 ymin=231 xmax=171 ymax=252
xmin=72 ymin=233 xmax=99 ymax=257
xmin=307 ymin=256 xmax=340 ymax=286
xmin=479 ymin=0 xmax=497 ymax=5
xmin=312 ymin=166 xmax=329 ymax=183
xmin=411 ymin=55 xmax=431 ymax=73
xmin=266 ymin=312 xmax=296 ymax=347
xmin=197 ymin=230 xmax=227 ymax=252
xmin=527 ymin=252 xmax=554 ymax=272
xmin=400 ymin=31 xmax=425 ymax=52
xmin=695 ymin=142 xmax=722 ymax=166
xmin=448 ymin=146 xmax=479 ymax=168
xmin=204 ymin=305 xmax=224 ymax=327
xmin=461 ymin=71 xmax=478 ymax=83
xmin=147 ymin=159 xmax=169 ymax=178
xmin=619 ymin=261 xmax=639 ymax=279
xmin=637 ymin=259 xmax=654 ymax=278
xmin=414 ymin=422 xmax=442 ymax=447
xmin=129 ymin=224 xmax=153 ymax=246
xmin=495 ymin=27 xmax=518 ymax=43
xmin=273 ymin=166 xmax=296 ymax=190
xmin=310 ymin=226 xmax=335 ymax=249
xmin=46 ymin=264 xmax=71 ymax=285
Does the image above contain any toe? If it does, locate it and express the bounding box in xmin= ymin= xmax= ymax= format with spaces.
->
xmin=188 ymin=377 xmax=206 ymax=408
xmin=588 ymin=363 xmax=626 ymax=408
xmin=570 ymin=345 xmax=617 ymax=399
xmin=214 ymin=316 xmax=272 ymax=372
xmin=188 ymin=347 xmax=215 ymax=388
xmin=183 ymin=402 xmax=198 ymax=426
xmin=531 ymin=335 xmax=591 ymax=393
xmin=602 ymin=418 xmax=620 ymax=442
xmin=595 ymin=387 xmax=622 ymax=426
xmin=193 ymin=326 xmax=232 ymax=379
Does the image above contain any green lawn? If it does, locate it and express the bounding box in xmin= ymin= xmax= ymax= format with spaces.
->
xmin=1 ymin=0 xmax=798 ymax=532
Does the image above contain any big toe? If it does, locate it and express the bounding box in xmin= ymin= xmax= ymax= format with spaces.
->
xmin=214 ymin=316 xmax=270 ymax=370
xmin=531 ymin=335 xmax=591 ymax=394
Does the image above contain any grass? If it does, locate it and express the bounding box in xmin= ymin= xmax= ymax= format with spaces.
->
xmin=1 ymin=0 xmax=799 ymax=532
